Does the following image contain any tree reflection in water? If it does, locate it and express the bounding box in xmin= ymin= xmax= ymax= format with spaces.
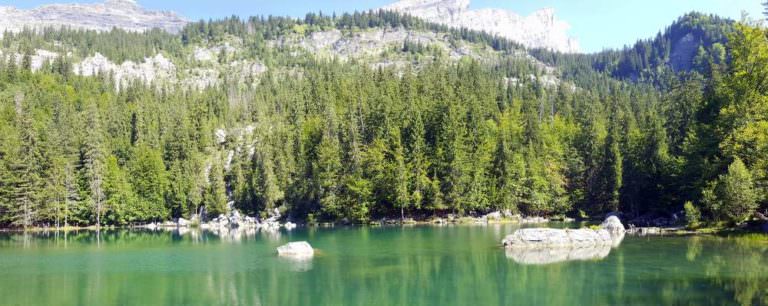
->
xmin=0 ymin=227 xmax=764 ymax=306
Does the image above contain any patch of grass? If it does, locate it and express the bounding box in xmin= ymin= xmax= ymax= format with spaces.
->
xmin=728 ymin=233 xmax=768 ymax=243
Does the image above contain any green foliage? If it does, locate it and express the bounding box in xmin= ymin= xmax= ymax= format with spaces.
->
xmin=684 ymin=201 xmax=701 ymax=228
xmin=0 ymin=12 xmax=766 ymax=228
xmin=128 ymin=144 xmax=169 ymax=220
xmin=532 ymin=12 xmax=733 ymax=85
xmin=717 ymin=158 xmax=758 ymax=223
xmin=204 ymin=161 xmax=228 ymax=217
xmin=703 ymin=158 xmax=758 ymax=223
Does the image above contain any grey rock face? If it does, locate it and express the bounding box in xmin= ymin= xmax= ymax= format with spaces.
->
xmin=381 ymin=0 xmax=580 ymax=53
xmin=0 ymin=0 xmax=187 ymax=35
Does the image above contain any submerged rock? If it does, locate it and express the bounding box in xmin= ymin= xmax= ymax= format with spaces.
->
xmin=277 ymin=241 xmax=314 ymax=258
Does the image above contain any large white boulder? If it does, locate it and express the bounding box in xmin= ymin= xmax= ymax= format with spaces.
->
xmin=600 ymin=216 xmax=625 ymax=233
xmin=502 ymin=228 xmax=612 ymax=248
xmin=277 ymin=241 xmax=314 ymax=259
xmin=501 ymin=227 xmax=619 ymax=265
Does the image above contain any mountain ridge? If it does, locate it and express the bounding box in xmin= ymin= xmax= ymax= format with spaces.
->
xmin=0 ymin=0 xmax=187 ymax=34
xmin=381 ymin=0 xmax=580 ymax=53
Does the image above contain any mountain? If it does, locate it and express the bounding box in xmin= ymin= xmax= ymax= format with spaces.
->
xmin=531 ymin=12 xmax=733 ymax=84
xmin=381 ymin=0 xmax=580 ymax=53
xmin=1 ymin=1 xmax=765 ymax=231
xmin=0 ymin=0 xmax=187 ymax=34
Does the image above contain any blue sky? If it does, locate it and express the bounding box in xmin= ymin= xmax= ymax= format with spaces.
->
xmin=1 ymin=0 xmax=763 ymax=53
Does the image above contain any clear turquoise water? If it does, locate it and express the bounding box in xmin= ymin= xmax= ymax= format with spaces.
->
xmin=0 ymin=225 xmax=766 ymax=306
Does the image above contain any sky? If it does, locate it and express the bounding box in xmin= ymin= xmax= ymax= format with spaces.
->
xmin=0 ymin=0 xmax=763 ymax=53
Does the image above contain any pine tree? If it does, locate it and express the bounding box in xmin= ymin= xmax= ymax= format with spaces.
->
xmin=5 ymin=93 xmax=43 ymax=229
xmin=253 ymin=148 xmax=284 ymax=213
xmin=603 ymin=110 xmax=623 ymax=212
xmin=315 ymin=132 xmax=342 ymax=219
xmin=82 ymin=103 xmax=106 ymax=227
xmin=129 ymin=144 xmax=169 ymax=221
xmin=204 ymin=160 xmax=228 ymax=217
xmin=387 ymin=128 xmax=410 ymax=220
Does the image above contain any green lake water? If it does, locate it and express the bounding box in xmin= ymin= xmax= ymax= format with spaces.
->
xmin=0 ymin=225 xmax=766 ymax=306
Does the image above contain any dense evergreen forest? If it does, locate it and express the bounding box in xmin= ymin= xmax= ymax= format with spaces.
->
xmin=531 ymin=13 xmax=733 ymax=85
xmin=0 ymin=10 xmax=766 ymax=228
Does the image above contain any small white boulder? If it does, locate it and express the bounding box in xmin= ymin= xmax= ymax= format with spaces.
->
xmin=277 ymin=241 xmax=314 ymax=259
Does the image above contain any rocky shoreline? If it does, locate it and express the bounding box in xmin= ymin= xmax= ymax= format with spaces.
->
xmin=3 ymin=209 xmax=765 ymax=237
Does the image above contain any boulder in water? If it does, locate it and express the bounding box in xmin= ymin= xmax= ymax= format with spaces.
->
xmin=502 ymin=228 xmax=612 ymax=248
xmin=277 ymin=241 xmax=314 ymax=258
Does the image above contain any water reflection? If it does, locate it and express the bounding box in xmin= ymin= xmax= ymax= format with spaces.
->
xmin=278 ymin=256 xmax=313 ymax=272
xmin=505 ymin=244 xmax=612 ymax=265
xmin=0 ymin=227 xmax=765 ymax=306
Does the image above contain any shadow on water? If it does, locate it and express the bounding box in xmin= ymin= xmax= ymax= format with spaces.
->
xmin=0 ymin=226 xmax=765 ymax=306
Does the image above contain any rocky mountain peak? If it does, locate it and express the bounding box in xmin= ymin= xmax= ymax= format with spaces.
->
xmin=104 ymin=0 xmax=139 ymax=9
xmin=0 ymin=0 xmax=188 ymax=35
xmin=381 ymin=0 xmax=580 ymax=53
xmin=385 ymin=0 xmax=470 ymax=10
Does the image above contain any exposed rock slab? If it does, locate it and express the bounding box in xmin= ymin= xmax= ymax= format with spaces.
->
xmin=0 ymin=0 xmax=187 ymax=35
xmin=381 ymin=0 xmax=580 ymax=53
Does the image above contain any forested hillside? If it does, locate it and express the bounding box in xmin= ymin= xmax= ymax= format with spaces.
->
xmin=0 ymin=10 xmax=766 ymax=228
xmin=533 ymin=13 xmax=733 ymax=86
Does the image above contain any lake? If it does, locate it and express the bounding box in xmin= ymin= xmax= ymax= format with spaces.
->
xmin=0 ymin=224 xmax=766 ymax=306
